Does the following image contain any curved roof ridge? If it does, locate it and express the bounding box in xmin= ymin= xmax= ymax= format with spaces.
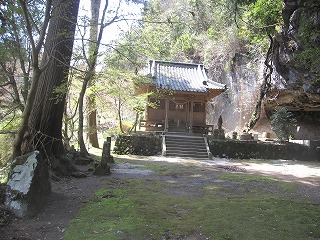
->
xmin=148 ymin=59 xmax=226 ymax=93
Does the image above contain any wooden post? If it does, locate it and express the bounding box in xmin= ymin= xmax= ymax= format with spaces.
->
xmin=186 ymin=102 xmax=190 ymax=127
xmin=165 ymin=98 xmax=169 ymax=131
xmin=189 ymin=100 xmax=194 ymax=133
xmin=102 ymin=137 xmax=114 ymax=163
xmin=93 ymin=137 xmax=113 ymax=175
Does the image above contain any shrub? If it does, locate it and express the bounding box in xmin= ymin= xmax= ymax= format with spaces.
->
xmin=270 ymin=107 xmax=297 ymax=141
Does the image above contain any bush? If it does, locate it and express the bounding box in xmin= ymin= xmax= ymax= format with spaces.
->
xmin=113 ymin=135 xmax=162 ymax=156
xmin=270 ymin=107 xmax=297 ymax=141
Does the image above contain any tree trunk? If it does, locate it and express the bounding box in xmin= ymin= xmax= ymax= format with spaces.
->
xmin=78 ymin=75 xmax=91 ymax=157
xmin=14 ymin=0 xmax=80 ymax=174
xmin=87 ymin=0 xmax=101 ymax=148
xmin=12 ymin=0 xmax=52 ymax=159
xmin=12 ymin=20 xmax=30 ymax=104
xmin=244 ymin=35 xmax=274 ymax=132
xmin=88 ymin=102 xmax=99 ymax=147
xmin=118 ymin=98 xmax=124 ymax=133
xmin=78 ymin=0 xmax=109 ymax=154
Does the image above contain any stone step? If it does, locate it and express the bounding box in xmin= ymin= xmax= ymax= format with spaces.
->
xmin=166 ymin=142 xmax=205 ymax=148
xmin=163 ymin=133 xmax=210 ymax=159
xmin=165 ymin=137 xmax=204 ymax=143
xmin=166 ymin=150 xmax=208 ymax=156
xmin=166 ymin=152 xmax=209 ymax=159
xmin=166 ymin=143 xmax=207 ymax=149
xmin=166 ymin=146 xmax=207 ymax=151
xmin=165 ymin=132 xmax=204 ymax=138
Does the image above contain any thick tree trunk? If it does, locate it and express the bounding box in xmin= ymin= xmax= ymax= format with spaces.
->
xmin=15 ymin=0 xmax=80 ymax=174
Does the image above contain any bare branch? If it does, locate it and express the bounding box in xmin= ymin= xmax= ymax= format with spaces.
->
xmin=0 ymin=130 xmax=17 ymax=134
xmin=18 ymin=0 xmax=36 ymax=55
xmin=35 ymin=0 xmax=53 ymax=53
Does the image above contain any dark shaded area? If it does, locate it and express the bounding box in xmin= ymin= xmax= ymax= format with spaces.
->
xmin=0 ymin=184 xmax=14 ymax=231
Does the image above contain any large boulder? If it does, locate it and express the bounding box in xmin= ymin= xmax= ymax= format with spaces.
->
xmin=5 ymin=151 xmax=51 ymax=218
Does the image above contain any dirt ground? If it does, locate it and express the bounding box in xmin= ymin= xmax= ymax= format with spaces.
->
xmin=1 ymin=155 xmax=320 ymax=240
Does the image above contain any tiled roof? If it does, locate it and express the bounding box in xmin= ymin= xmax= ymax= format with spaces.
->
xmin=148 ymin=60 xmax=226 ymax=93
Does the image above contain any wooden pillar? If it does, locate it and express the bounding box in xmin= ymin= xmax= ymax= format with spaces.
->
xmin=203 ymin=101 xmax=207 ymax=125
xmin=186 ymin=102 xmax=190 ymax=126
xmin=145 ymin=96 xmax=149 ymax=121
xmin=165 ymin=98 xmax=169 ymax=131
xmin=189 ymin=100 xmax=194 ymax=133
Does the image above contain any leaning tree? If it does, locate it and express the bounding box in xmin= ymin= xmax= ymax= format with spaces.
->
xmin=12 ymin=0 xmax=80 ymax=175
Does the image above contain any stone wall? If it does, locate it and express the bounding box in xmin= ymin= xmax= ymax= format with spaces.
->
xmin=113 ymin=134 xmax=162 ymax=156
xmin=209 ymin=139 xmax=320 ymax=161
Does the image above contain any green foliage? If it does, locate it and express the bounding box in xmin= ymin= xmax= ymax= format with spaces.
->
xmin=104 ymin=122 xmax=134 ymax=137
xmin=0 ymin=133 xmax=13 ymax=182
xmin=113 ymin=135 xmax=161 ymax=155
xmin=52 ymin=81 xmax=69 ymax=104
xmin=239 ymin=0 xmax=283 ymax=50
xmin=171 ymin=33 xmax=196 ymax=58
xmin=293 ymin=47 xmax=320 ymax=73
xmin=109 ymin=0 xmax=284 ymax=80
xmin=296 ymin=12 xmax=320 ymax=49
xmin=270 ymin=107 xmax=297 ymax=141
xmin=291 ymin=13 xmax=320 ymax=84
xmin=120 ymin=121 xmax=134 ymax=133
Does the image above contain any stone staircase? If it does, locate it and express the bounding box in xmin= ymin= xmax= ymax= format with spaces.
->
xmin=162 ymin=132 xmax=211 ymax=159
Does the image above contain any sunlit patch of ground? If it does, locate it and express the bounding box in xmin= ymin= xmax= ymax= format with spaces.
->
xmin=111 ymin=153 xmax=320 ymax=186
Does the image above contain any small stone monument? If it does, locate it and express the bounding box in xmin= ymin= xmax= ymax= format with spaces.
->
xmin=102 ymin=137 xmax=114 ymax=164
xmin=218 ymin=115 xmax=223 ymax=130
xmin=213 ymin=115 xmax=225 ymax=139
xmin=93 ymin=137 xmax=113 ymax=175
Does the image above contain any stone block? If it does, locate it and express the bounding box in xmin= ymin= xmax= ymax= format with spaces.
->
xmin=5 ymin=151 xmax=51 ymax=218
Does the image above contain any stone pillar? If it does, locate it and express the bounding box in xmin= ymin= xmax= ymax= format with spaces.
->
xmin=94 ymin=137 xmax=113 ymax=175
xmin=101 ymin=137 xmax=114 ymax=164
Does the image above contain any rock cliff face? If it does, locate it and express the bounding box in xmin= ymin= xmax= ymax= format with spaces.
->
xmin=274 ymin=0 xmax=320 ymax=92
xmin=208 ymin=0 xmax=320 ymax=140
xmin=269 ymin=0 xmax=320 ymax=140
xmin=207 ymin=54 xmax=274 ymax=136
